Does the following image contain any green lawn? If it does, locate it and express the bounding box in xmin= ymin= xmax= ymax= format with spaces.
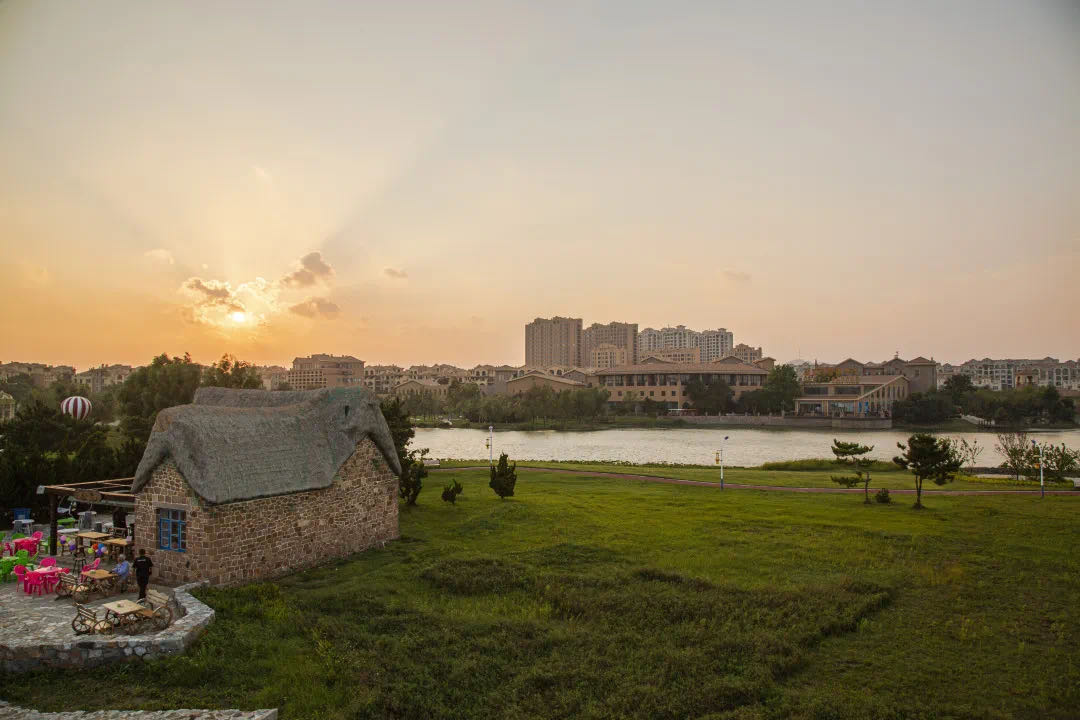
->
xmin=2 ymin=469 xmax=1078 ymax=719
xmin=438 ymin=459 xmax=1063 ymax=491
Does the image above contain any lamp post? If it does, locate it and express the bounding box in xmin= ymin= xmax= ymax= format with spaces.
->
xmin=1032 ymin=439 xmax=1044 ymax=498
xmin=488 ymin=425 xmax=494 ymax=467
xmin=714 ymin=435 xmax=730 ymax=489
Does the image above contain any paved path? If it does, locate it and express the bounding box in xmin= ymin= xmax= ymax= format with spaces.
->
xmin=0 ymin=702 xmax=276 ymax=719
xmin=431 ymin=466 xmax=1080 ymax=496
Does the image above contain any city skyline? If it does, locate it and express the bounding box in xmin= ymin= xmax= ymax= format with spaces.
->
xmin=2 ymin=1 xmax=1078 ymax=369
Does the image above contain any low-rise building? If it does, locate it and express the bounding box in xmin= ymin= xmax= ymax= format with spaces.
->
xmin=363 ymin=365 xmax=405 ymax=395
xmin=505 ymin=371 xmax=586 ymax=396
xmin=590 ymin=343 xmax=630 ymax=369
xmin=0 ymin=391 xmax=16 ymax=421
xmin=287 ymin=354 xmax=365 ymax=390
xmin=256 ymin=365 xmax=290 ymax=391
xmin=393 ymin=379 xmax=450 ymax=401
xmin=732 ymin=344 xmax=763 ymax=364
xmin=591 ymin=360 xmax=767 ymax=411
xmin=796 ymin=375 xmax=910 ymax=417
xmin=74 ymin=364 xmax=134 ymax=394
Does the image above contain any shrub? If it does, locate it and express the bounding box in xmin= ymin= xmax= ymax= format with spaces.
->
xmin=489 ymin=453 xmax=517 ymax=499
xmin=441 ymin=478 xmax=463 ymax=504
xmin=874 ymin=488 xmax=891 ymax=504
xmin=399 ymin=448 xmax=429 ymax=506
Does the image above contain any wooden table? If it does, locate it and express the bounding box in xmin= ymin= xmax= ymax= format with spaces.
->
xmin=75 ymin=531 xmax=109 ymax=555
xmin=104 ymin=538 xmax=131 ymax=562
xmin=81 ymin=569 xmax=119 ymax=599
xmin=103 ymin=599 xmax=148 ymax=634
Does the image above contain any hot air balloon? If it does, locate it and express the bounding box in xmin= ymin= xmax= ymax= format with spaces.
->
xmin=61 ymin=396 xmax=92 ymax=421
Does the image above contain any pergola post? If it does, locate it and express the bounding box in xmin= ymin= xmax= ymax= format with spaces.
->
xmin=49 ymin=493 xmax=59 ymax=555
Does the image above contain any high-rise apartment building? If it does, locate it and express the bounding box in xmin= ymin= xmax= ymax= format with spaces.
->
xmin=287 ymin=354 xmax=365 ymax=390
xmin=525 ymin=317 xmax=583 ymax=368
xmin=582 ymin=321 xmax=638 ymax=367
xmin=636 ymin=326 xmax=734 ymax=363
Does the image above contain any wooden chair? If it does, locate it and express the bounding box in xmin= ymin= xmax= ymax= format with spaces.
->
xmin=72 ymin=604 xmax=111 ymax=634
xmin=136 ymin=588 xmax=173 ymax=630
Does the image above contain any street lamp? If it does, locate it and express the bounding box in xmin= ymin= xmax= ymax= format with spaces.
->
xmin=488 ymin=425 xmax=494 ymax=467
xmin=714 ymin=436 xmax=730 ymax=489
xmin=1031 ymin=440 xmax=1044 ymax=498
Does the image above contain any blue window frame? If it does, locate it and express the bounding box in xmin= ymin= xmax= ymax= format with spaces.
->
xmin=156 ymin=508 xmax=187 ymax=552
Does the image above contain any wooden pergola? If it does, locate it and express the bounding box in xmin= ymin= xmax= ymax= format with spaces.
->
xmin=41 ymin=478 xmax=135 ymax=555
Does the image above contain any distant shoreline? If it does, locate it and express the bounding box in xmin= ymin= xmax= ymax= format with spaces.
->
xmin=414 ymin=417 xmax=1077 ymax=433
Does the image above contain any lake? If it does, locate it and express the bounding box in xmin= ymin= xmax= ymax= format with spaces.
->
xmin=414 ymin=427 xmax=1080 ymax=467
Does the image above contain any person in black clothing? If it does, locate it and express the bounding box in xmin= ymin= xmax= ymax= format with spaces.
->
xmin=133 ymin=548 xmax=153 ymax=599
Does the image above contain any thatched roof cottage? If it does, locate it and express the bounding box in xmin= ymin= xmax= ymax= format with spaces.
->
xmin=131 ymin=387 xmax=402 ymax=586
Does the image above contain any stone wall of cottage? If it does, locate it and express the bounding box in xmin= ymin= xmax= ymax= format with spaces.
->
xmin=133 ymin=438 xmax=398 ymax=586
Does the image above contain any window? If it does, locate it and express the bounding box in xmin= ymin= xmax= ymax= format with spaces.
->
xmin=157 ymin=508 xmax=187 ymax=552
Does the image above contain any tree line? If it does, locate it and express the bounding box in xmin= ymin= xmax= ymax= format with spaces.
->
xmin=892 ymin=374 xmax=1075 ymax=426
xmin=0 ymin=353 xmax=263 ymax=522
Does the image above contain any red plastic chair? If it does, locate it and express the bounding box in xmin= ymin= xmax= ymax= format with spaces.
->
xmin=80 ymin=557 xmax=101 ymax=576
xmin=39 ymin=557 xmax=57 ymax=568
xmin=13 ymin=564 xmax=43 ymax=595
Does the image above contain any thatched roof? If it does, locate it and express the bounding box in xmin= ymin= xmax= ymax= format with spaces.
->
xmin=132 ymin=387 xmax=402 ymax=505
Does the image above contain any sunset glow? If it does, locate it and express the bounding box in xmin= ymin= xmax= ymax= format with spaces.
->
xmin=0 ymin=1 xmax=1077 ymax=369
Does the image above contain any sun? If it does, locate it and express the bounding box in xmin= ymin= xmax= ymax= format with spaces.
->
xmin=230 ymin=311 xmax=247 ymax=323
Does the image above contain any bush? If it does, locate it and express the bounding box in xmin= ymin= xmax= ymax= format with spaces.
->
xmin=489 ymin=453 xmax=517 ymax=499
xmin=441 ymin=478 xmax=463 ymax=504
xmin=874 ymin=488 xmax=891 ymax=504
xmin=399 ymin=448 xmax=429 ymax=506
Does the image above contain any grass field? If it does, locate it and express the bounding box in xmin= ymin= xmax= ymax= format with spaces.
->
xmin=2 ymin=468 xmax=1078 ymax=719
xmin=437 ymin=459 xmax=1067 ymax=491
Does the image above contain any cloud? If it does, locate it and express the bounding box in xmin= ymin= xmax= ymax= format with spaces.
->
xmin=281 ymin=251 xmax=334 ymax=288
xmin=289 ymin=297 xmax=340 ymax=319
xmin=384 ymin=267 xmax=408 ymax=279
xmin=144 ymin=248 xmax=175 ymax=265
xmin=722 ymin=269 xmax=751 ymax=285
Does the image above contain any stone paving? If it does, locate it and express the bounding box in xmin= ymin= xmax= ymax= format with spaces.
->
xmin=0 ymin=702 xmax=277 ymax=719
xmin=0 ymin=556 xmax=216 ymax=673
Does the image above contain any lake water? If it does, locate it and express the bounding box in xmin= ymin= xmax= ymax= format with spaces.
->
xmin=414 ymin=427 xmax=1080 ymax=467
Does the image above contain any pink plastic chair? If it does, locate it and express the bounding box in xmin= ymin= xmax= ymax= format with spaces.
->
xmin=30 ymin=531 xmax=43 ymax=542
xmin=13 ymin=564 xmax=43 ymax=595
xmin=80 ymin=557 xmax=101 ymax=576
xmin=40 ymin=557 xmax=56 ymax=568
xmin=2 ymin=542 xmax=11 ymax=557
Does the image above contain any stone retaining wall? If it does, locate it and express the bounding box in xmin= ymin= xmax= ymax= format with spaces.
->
xmin=681 ymin=415 xmax=893 ymax=429
xmin=0 ymin=702 xmax=276 ymax=719
xmin=1 ymin=582 xmax=214 ymax=674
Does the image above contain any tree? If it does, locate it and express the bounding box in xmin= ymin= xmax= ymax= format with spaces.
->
xmin=441 ymin=478 xmax=463 ymax=504
xmin=995 ymin=432 xmax=1032 ymax=482
xmin=942 ymin=374 xmax=974 ymax=403
xmin=118 ymin=354 xmax=202 ymax=444
xmin=829 ymin=439 xmax=875 ymax=503
xmin=685 ymin=377 xmax=734 ymax=415
xmin=201 ymin=354 xmax=263 ymax=389
xmin=763 ymin=365 xmax=801 ymax=412
xmin=891 ymin=391 xmax=954 ymax=425
xmin=399 ymin=448 xmax=429 ymax=505
xmin=489 ymin=452 xmax=517 ymax=499
xmin=273 ymin=381 xmax=293 ymax=391
xmin=1038 ymin=442 xmax=1080 ymax=482
xmin=954 ymin=437 xmax=983 ymax=473
xmin=893 ymin=433 xmax=962 ymax=509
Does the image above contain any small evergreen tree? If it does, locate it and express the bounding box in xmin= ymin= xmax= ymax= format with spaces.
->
xmin=893 ymin=433 xmax=962 ymax=509
xmin=441 ymin=478 xmax=463 ymax=504
xmin=399 ymin=448 xmax=428 ymax=505
xmin=489 ymin=453 xmax=517 ymax=499
xmin=829 ymin=439 xmax=875 ymax=503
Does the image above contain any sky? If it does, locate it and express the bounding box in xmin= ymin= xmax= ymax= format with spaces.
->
xmin=1 ymin=0 xmax=1078 ymax=370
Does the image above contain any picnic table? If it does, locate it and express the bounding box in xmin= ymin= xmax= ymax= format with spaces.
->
xmin=104 ymin=537 xmax=131 ymax=562
xmin=102 ymin=599 xmax=149 ymax=634
xmin=78 ymin=569 xmax=120 ymax=601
